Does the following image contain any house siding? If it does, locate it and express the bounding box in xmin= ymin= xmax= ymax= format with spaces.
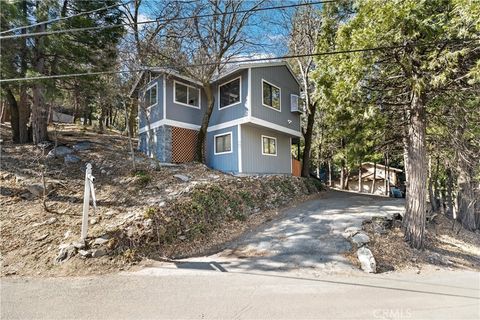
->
xmin=209 ymin=69 xmax=249 ymax=126
xmin=206 ymin=126 xmax=238 ymax=174
xmin=139 ymin=125 xmax=172 ymax=162
xmin=139 ymin=76 xmax=163 ymax=129
xmin=241 ymin=124 xmax=291 ymax=175
xmin=250 ymin=66 xmax=301 ymax=131
xmin=164 ymin=75 xmax=206 ymax=126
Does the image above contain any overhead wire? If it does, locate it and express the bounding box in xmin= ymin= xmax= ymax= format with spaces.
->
xmin=0 ymin=0 xmax=336 ymax=40
xmin=0 ymin=0 xmax=134 ymax=35
xmin=0 ymin=37 xmax=478 ymax=83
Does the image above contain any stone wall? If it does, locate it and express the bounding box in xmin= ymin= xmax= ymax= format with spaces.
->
xmin=139 ymin=125 xmax=172 ymax=162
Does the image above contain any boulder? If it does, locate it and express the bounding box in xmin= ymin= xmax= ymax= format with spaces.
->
xmin=78 ymin=249 xmax=92 ymax=258
xmin=72 ymin=141 xmax=93 ymax=151
xmin=91 ymin=248 xmax=108 ymax=258
xmin=351 ymin=232 xmax=370 ymax=246
xmin=55 ymin=244 xmax=76 ymax=263
xmin=173 ymin=174 xmax=190 ymax=182
xmin=343 ymin=226 xmax=361 ymax=238
xmin=93 ymin=236 xmax=109 ymax=246
xmin=72 ymin=240 xmax=86 ymax=249
xmin=357 ymin=247 xmax=376 ymax=273
xmin=26 ymin=184 xmax=47 ymax=197
xmin=47 ymin=146 xmax=73 ymax=158
xmin=45 ymin=217 xmax=57 ymax=225
xmin=34 ymin=233 xmax=49 ymax=241
xmin=64 ymin=154 xmax=81 ymax=164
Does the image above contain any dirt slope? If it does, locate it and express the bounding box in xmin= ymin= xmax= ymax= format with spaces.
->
xmin=0 ymin=124 xmax=322 ymax=277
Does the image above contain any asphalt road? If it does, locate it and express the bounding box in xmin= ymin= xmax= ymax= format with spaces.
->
xmin=2 ymin=190 xmax=479 ymax=319
xmin=2 ymin=269 xmax=479 ymax=319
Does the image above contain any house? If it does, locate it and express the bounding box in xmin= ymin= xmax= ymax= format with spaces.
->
xmin=136 ymin=61 xmax=302 ymax=175
xmin=336 ymin=162 xmax=403 ymax=195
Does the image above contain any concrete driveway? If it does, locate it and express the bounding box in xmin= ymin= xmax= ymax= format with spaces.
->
xmin=166 ymin=189 xmax=405 ymax=275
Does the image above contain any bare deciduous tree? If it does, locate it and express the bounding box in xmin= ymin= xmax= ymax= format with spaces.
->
xmin=161 ymin=0 xmax=264 ymax=162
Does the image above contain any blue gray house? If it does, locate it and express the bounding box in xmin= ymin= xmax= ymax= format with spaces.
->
xmin=136 ymin=61 xmax=302 ymax=175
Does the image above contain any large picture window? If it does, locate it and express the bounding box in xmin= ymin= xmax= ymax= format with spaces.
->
xmin=262 ymin=135 xmax=277 ymax=156
xmin=145 ymin=83 xmax=157 ymax=108
xmin=219 ymin=77 xmax=241 ymax=109
xmin=262 ymin=80 xmax=281 ymax=111
xmin=214 ymin=132 xmax=232 ymax=154
xmin=174 ymin=81 xmax=200 ymax=108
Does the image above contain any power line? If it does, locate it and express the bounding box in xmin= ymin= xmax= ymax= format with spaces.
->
xmin=0 ymin=1 xmax=133 ymax=35
xmin=1 ymin=37 xmax=477 ymax=83
xmin=0 ymin=0 xmax=335 ymax=40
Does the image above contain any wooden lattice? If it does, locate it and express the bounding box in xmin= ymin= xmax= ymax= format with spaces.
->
xmin=171 ymin=126 xmax=199 ymax=163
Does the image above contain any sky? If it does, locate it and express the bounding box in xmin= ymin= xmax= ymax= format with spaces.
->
xmin=132 ymin=0 xmax=324 ymax=58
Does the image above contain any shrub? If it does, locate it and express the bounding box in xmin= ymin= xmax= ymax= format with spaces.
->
xmin=133 ymin=170 xmax=151 ymax=186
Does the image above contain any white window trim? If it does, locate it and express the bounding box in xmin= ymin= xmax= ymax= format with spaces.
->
xmin=145 ymin=82 xmax=158 ymax=109
xmin=214 ymin=131 xmax=233 ymax=155
xmin=290 ymin=94 xmax=300 ymax=112
xmin=237 ymin=124 xmax=242 ymax=173
xmin=261 ymin=134 xmax=277 ymax=156
xmin=262 ymin=79 xmax=281 ymax=112
xmin=218 ymin=76 xmax=242 ymax=110
xmin=173 ymin=80 xmax=201 ymax=109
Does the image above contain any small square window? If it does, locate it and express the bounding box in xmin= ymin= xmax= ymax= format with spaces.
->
xmin=145 ymin=83 xmax=157 ymax=108
xmin=262 ymin=81 xmax=280 ymax=111
xmin=215 ymin=133 xmax=232 ymax=154
xmin=175 ymin=81 xmax=200 ymax=108
xmin=219 ymin=77 xmax=241 ymax=109
xmin=262 ymin=136 xmax=277 ymax=156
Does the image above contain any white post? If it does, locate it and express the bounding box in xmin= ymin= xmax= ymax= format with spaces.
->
xmin=81 ymin=163 xmax=93 ymax=240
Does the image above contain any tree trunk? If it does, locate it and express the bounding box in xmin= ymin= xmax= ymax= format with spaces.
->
xmin=428 ymin=156 xmax=440 ymax=213
xmin=386 ymin=152 xmax=390 ymax=196
xmin=128 ymin=98 xmax=137 ymax=136
xmin=403 ymin=91 xmax=427 ymax=249
xmin=445 ymin=166 xmax=454 ymax=218
xmin=344 ymin=168 xmax=350 ymax=190
xmin=32 ymin=15 xmax=48 ymax=144
xmin=301 ymin=102 xmax=317 ymax=177
xmin=456 ymin=154 xmax=477 ymax=231
xmin=196 ymin=84 xmax=214 ymax=163
xmin=99 ymin=105 xmax=106 ymax=133
xmin=340 ymin=163 xmax=345 ymax=189
xmin=358 ymin=163 xmax=362 ymax=193
xmin=328 ymin=159 xmax=332 ymax=187
xmin=5 ymin=88 xmax=20 ymax=143
xmin=371 ymin=162 xmax=377 ymax=194
xmin=17 ymin=1 xmax=31 ymax=144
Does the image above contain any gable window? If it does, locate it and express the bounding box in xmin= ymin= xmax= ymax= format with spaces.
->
xmin=145 ymin=83 xmax=157 ymax=108
xmin=262 ymin=135 xmax=277 ymax=156
xmin=219 ymin=76 xmax=241 ymax=109
xmin=174 ymin=81 xmax=200 ymax=108
xmin=214 ymin=132 xmax=232 ymax=154
xmin=262 ymin=80 xmax=281 ymax=111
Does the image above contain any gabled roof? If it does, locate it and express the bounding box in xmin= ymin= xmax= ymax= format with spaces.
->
xmin=213 ymin=60 xmax=301 ymax=86
xmin=132 ymin=60 xmax=301 ymax=94
xmin=362 ymin=162 xmax=403 ymax=173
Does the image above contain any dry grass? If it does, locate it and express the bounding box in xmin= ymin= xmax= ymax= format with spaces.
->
xmin=346 ymin=214 xmax=480 ymax=273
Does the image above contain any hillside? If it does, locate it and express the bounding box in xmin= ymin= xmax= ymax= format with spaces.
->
xmin=0 ymin=124 xmax=323 ymax=277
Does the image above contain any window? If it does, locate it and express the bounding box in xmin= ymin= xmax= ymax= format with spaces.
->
xmin=262 ymin=80 xmax=281 ymax=111
xmin=174 ymin=81 xmax=200 ymax=108
xmin=262 ymin=135 xmax=277 ymax=156
xmin=145 ymin=83 xmax=157 ymax=108
xmin=214 ymin=132 xmax=232 ymax=154
xmin=219 ymin=77 xmax=241 ymax=109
